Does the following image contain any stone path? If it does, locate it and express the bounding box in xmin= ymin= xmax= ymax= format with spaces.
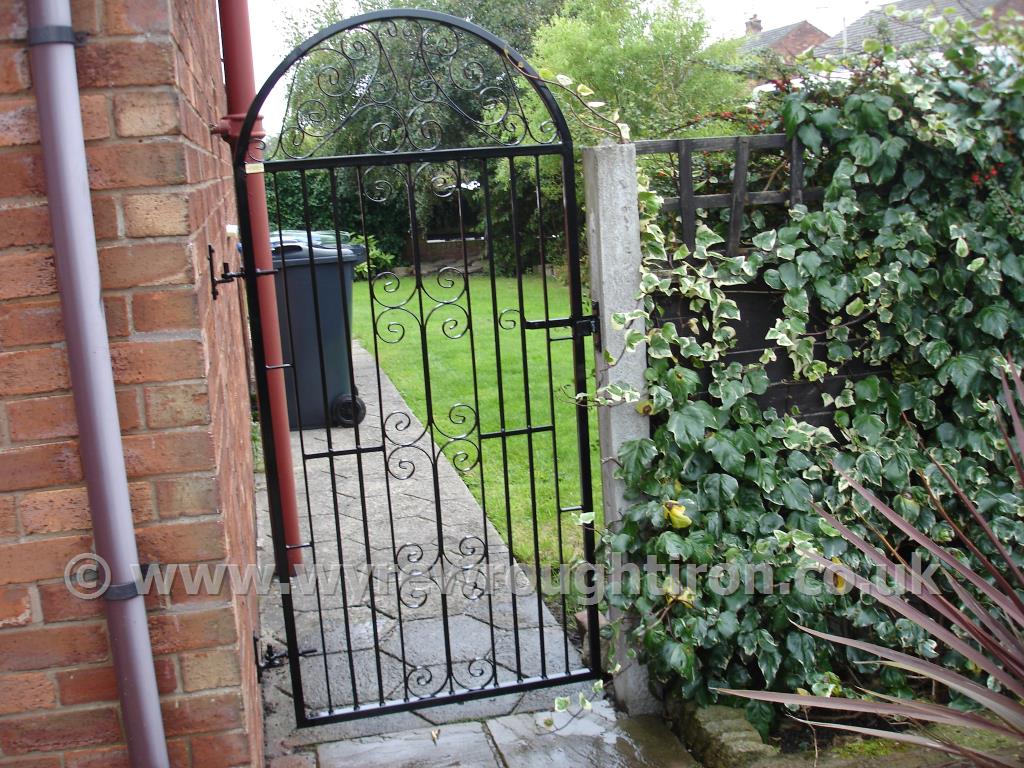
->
xmin=259 ymin=342 xmax=587 ymax=759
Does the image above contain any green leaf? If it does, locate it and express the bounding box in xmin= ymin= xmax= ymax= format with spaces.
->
xmin=797 ymin=123 xmax=822 ymax=155
xmin=942 ymin=355 xmax=983 ymax=397
xmin=752 ymin=229 xmax=777 ymax=251
xmin=706 ymin=434 xmax=745 ymax=474
xmin=977 ymin=304 xmax=1011 ymax=339
xmin=700 ymin=473 xmax=739 ymax=508
xmin=853 ymin=412 xmax=885 ymax=442
xmin=780 ymin=477 xmax=811 ymax=511
xmin=618 ymin=439 xmax=658 ymax=481
xmin=717 ymin=610 xmax=740 ymax=639
xmin=667 ymin=404 xmax=709 ymax=449
xmin=849 ymin=134 xmax=881 ymax=166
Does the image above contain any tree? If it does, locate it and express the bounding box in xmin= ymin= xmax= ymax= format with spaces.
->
xmin=530 ymin=0 xmax=747 ymax=139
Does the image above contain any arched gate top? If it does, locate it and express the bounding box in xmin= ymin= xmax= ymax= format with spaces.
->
xmin=234 ymin=9 xmax=575 ymax=166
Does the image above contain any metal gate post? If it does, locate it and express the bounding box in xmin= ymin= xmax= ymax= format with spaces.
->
xmin=583 ymin=141 xmax=661 ymax=715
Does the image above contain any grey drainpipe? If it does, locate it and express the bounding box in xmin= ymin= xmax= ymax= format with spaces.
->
xmin=27 ymin=1 xmax=170 ymax=765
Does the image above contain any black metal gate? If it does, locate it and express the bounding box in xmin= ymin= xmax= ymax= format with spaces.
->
xmin=233 ymin=10 xmax=600 ymax=726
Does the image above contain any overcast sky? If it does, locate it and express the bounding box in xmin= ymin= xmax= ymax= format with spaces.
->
xmin=245 ymin=0 xmax=895 ymax=131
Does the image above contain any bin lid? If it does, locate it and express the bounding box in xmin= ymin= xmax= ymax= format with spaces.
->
xmin=270 ymin=240 xmax=367 ymax=266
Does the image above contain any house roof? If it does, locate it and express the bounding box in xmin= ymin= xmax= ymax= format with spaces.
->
xmin=815 ymin=0 xmax=1010 ymax=55
xmin=739 ymin=21 xmax=826 ymax=55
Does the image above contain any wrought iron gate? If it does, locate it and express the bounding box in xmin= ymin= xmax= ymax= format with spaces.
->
xmin=233 ymin=10 xmax=601 ymax=726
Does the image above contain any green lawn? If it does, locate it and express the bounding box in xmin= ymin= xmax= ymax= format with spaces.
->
xmin=350 ymin=273 xmax=602 ymax=568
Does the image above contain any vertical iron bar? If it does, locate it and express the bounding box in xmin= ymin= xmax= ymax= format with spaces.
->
xmin=481 ymin=157 xmax=522 ymax=679
xmin=454 ymin=159 xmax=498 ymax=687
xmin=534 ymin=155 xmax=571 ymax=672
xmin=328 ymin=167 xmax=386 ymax=704
xmin=405 ymin=161 xmax=456 ymax=693
xmin=270 ymin=171 xmax=337 ymax=712
xmin=299 ymin=168 xmax=361 ymax=708
xmin=508 ymin=158 xmax=547 ymax=677
xmin=559 ymin=148 xmax=601 ymax=672
xmin=355 ymin=165 xmax=412 ymax=700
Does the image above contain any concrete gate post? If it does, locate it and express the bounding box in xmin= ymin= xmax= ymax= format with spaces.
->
xmin=582 ymin=141 xmax=661 ymax=715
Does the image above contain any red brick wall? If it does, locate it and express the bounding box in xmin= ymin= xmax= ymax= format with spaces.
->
xmin=0 ymin=0 xmax=261 ymax=765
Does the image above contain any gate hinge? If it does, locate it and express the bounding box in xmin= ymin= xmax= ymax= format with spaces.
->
xmin=208 ymin=244 xmax=244 ymax=300
xmin=254 ymin=635 xmax=317 ymax=681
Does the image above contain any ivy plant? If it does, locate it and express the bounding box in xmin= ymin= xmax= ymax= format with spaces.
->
xmin=603 ymin=9 xmax=1024 ymax=737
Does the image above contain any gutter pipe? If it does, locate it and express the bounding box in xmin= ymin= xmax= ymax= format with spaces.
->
xmin=216 ymin=0 xmax=303 ymax=574
xmin=27 ymin=1 xmax=170 ymax=765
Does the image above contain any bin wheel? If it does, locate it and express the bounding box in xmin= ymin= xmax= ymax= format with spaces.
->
xmin=331 ymin=394 xmax=366 ymax=428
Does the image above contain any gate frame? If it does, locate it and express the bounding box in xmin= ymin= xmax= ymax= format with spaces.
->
xmin=231 ymin=9 xmax=602 ymax=727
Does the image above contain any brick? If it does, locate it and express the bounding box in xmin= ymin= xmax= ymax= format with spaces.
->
xmin=168 ymin=738 xmax=190 ymax=768
xmin=155 ymin=475 xmax=216 ymax=517
xmin=70 ymin=0 xmax=101 ymax=35
xmin=19 ymin=481 xmax=152 ymax=535
xmin=113 ymin=89 xmax=180 ymax=137
xmin=0 ymin=299 xmax=63 ymax=346
xmin=180 ymin=648 xmax=240 ymax=693
xmin=0 ymin=48 xmax=30 ymax=94
xmin=0 ymin=495 xmax=15 ymax=535
xmin=98 ymin=241 xmax=190 ymax=289
xmin=0 ymin=97 xmax=38 ymax=147
xmin=104 ymin=0 xmax=171 ymax=34
xmin=0 ymin=622 xmax=108 ymax=671
xmin=123 ymin=192 xmax=190 ymax=237
xmin=0 ymin=203 xmax=52 ymax=248
xmin=0 ymin=93 xmax=109 ymax=148
xmin=7 ymin=387 xmax=141 ymax=443
xmin=0 ymin=706 xmax=121 ymax=754
xmin=0 ymin=672 xmax=57 ymax=714
xmin=0 ymin=4 xmax=27 ymax=41
xmin=65 ymin=746 xmax=129 ymax=768
xmin=110 ymin=339 xmax=204 ymax=384
xmin=148 ymin=607 xmax=236 ymax=655
xmin=0 ymin=757 xmax=62 ymax=768
xmin=0 ymin=249 xmax=56 ymax=299
xmin=56 ymin=657 xmax=176 ymax=704
xmin=38 ymin=581 xmax=104 ymax=622
xmin=0 ymin=585 xmax=32 ymax=627
xmin=122 ymin=429 xmax=214 ymax=477
xmin=161 ymin=691 xmax=242 ymax=737
xmin=133 ymin=289 xmax=198 ymax=332
xmin=76 ymin=41 xmax=175 ymax=89
xmin=87 ymin=141 xmax=186 ymax=190
xmin=0 ymin=347 xmax=68 ymax=396
xmin=91 ymin=194 xmax=119 ymax=240
xmin=136 ymin=519 xmax=225 ymax=564
xmin=1 ymin=148 xmax=45 ymax=198
xmin=190 ymin=730 xmax=252 ymax=768
xmin=104 ymin=294 xmax=131 ymax=338
xmin=0 ymin=440 xmax=81 ymax=492
xmin=145 ymin=382 xmax=209 ymax=428
xmin=0 ymin=534 xmax=91 ymax=586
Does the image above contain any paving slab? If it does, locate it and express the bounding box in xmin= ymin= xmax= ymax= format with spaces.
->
xmin=316 ymin=722 xmax=501 ymax=768
xmin=485 ymin=702 xmax=697 ymax=768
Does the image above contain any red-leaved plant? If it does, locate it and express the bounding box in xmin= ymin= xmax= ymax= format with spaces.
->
xmin=721 ymin=364 xmax=1024 ymax=768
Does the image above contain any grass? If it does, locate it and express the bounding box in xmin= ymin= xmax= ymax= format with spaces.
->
xmin=350 ymin=273 xmax=602 ymax=568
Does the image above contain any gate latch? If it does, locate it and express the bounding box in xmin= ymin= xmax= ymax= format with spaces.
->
xmin=522 ymin=313 xmax=600 ymax=338
xmin=208 ymin=244 xmax=244 ymax=300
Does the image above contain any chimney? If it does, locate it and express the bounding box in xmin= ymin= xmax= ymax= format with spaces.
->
xmin=745 ymin=14 xmax=762 ymax=35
